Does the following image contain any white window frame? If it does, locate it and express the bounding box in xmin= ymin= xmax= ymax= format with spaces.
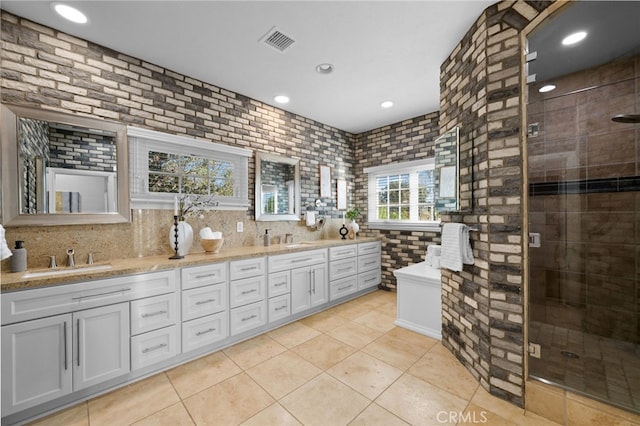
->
xmin=128 ymin=127 xmax=251 ymax=211
xmin=364 ymin=158 xmax=440 ymax=232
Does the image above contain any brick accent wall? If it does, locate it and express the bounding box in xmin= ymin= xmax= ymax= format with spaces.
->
xmin=0 ymin=11 xmax=356 ymax=265
xmin=438 ymin=0 xmax=551 ymax=408
xmin=354 ymin=113 xmax=442 ymax=288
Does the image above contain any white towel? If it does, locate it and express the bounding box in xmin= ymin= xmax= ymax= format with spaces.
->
xmin=0 ymin=225 xmax=12 ymax=260
xmin=440 ymin=223 xmax=474 ymax=272
xmin=425 ymin=244 xmax=441 ymax=266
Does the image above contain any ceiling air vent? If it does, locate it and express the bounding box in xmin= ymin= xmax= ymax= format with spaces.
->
xmin=260 ymin=26 xmax=295 ymax=52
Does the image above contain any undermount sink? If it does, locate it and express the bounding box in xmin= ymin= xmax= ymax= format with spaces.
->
xmin=283 ymin=242 xmax=314 ymax=248
xmin=22 ymin=264 xmax=113 ymax=279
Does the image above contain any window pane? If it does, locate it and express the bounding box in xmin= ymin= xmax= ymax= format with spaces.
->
xmin=378 ymin=206 xmax=387 ymax=219
xmin=389 ymin=206 xmax=399 ymax=219
xmin=183 ymin=177 xmax=208 ymax=195
xmin=419 ymin=205 xmax=434 ymax=221
xmin=149 ymin=151 xmax=179 ymax=173
xmin=400 ymin=189 xmax=410 ymax=204
xmin=149 ymin=173 xmax=178 ymax=193
xmin=389 ymin=175 xmax=399 ymax=190
xmin=389 ymin=190 xmax=399 ymax=204
xmin=400 ymin=206 xmax=410 ymax=219
xmin=400 ymin=174 xmax=409 ymax=189
xmin=213 ymin=178 xmax=234 ymax=196
xmin=376 ymin=176 xmax=388 ymax=191
xmin=378 ymin=191 xmax=388 ymax=204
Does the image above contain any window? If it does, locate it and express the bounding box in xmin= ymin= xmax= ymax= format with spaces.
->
xmin=129 ymin=127 xmax=251 ymax=210
xmin=365 ymin=158 xmax=439 ymax=231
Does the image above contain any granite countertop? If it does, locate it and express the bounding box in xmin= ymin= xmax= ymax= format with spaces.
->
xmin=0 ymin=238 xmax=380 ymax=292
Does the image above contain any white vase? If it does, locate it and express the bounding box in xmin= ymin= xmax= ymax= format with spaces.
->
xmin=348 ymin=219 xmax=359 ymax=234
xmin=168 ymin=220 xmax=193 ymax=256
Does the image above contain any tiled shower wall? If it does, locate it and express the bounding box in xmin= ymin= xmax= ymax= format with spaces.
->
xmin=528 ymin=54 xmax=640 ymax=343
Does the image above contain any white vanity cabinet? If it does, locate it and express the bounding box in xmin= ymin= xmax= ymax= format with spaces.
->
xmin=329 ymin=245 xmax=359 ymax=300
xmin=357 ymin=241 xmax=382 ymax=290
xmin=270 ymin=249 xmax=329 ymax=316
xmin=0 ymin=269 xmax=178 ymax=417
xmin=267 ymin=270 xmax=291 ymax=323
xmin=229 ymin=257 xmax=267 ymax=336
xmin=180 ymin=263 xmax=228 ymax=352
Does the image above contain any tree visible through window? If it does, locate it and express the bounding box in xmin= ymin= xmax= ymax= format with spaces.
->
xmin=148 ymin=151 xmax=234 ymax=196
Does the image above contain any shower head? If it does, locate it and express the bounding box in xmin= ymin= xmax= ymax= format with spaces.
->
xmin=611 ymin=114 xmax=640 ymax=124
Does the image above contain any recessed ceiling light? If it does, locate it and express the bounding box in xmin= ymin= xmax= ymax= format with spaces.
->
xmin=315 ymin=63 xmax=334 ymax=74
xmin=539 ymin=84 xmax=556 ymax=93
xmin=52 ymin=2 xmax=88 ymax=24
xmin=562 ymin=31 xmax=587 ymax=46
xmin=380 ymin=101 xmax=394 ymax=109
xmin=274 ymin=95 xmax=290 ymax=104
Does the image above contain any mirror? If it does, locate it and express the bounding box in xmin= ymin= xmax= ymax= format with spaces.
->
xmin=254 ymin=152 xmax=300 ymax=221
xmin=1 ymin=104 xmax=130 ymax=226
xmin=434 ymin=126 xmax=460 ymax=214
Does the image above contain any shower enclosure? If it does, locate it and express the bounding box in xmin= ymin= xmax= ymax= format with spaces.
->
xmin=526 ymin=1 xmax=640 ymax=414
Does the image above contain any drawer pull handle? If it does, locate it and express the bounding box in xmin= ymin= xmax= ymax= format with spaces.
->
xmin=241 ymin=314 xmax=257 ymax=322
xmin=195 ymin=298 xmax=216 ymax=305
xmin=71 ymin=287 xmax=131 ymax=301
xmin=363 ymin=261 xmax=377 ymax=266
xmin=365 ymin=277 xmax=377 ymax=283
xmin=141 ymin=310 xmax=167 ymax=318
xmin=338 ymin=286 xmax=352 ymax=291
xmin=274 ymin=282 xmax=287 ymax=287
xmin=291 ymin=257 xmax=312 ymax=263
xmin=336 ymin=267 xmax=352 ymax=273
xmin=336 ymin=250 xmax=352 ymax=256
xmin=241 ymin=289 xmax=257 ymax=295
xmin=195 ymin=273 xmax=219 ymax=279
xmin=240 ymin=266 xmax=257 ymax=271
xmin=275 ymin=305 xmax=288 ymax=311
xmin=142 ymin=343 xmax=168 ymax=354
xmin=196 ymin=328 xmax=216 ymax=336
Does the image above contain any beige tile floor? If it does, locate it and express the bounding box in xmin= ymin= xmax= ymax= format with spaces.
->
xmin=26 ymin=290 xmax=632 ymax=426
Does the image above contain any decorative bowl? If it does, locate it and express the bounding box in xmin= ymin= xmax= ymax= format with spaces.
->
xmin=201 ymin=238 xmax=224 ymax=253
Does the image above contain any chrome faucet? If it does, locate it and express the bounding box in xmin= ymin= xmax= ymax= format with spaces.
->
xmin=66 ymin=248 xmax=75 ymax=267
xmin=47 ymin=255 xmax=57 ymax=269
xmin=285 ymin=233 xmax=294 ymax=244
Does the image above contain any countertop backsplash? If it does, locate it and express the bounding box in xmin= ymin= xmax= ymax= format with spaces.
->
xmin=1 ymin=209 xmax=342 ymax=272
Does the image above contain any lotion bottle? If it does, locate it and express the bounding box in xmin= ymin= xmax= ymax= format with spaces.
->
xmin=11 ymin=240 xmax=27 ymax=272
xmin=264 ymin=229 xmax=270 ymax=246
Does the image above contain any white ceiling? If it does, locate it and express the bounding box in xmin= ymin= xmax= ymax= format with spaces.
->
xmin=1 ymin=1 xmax=495 ymax=134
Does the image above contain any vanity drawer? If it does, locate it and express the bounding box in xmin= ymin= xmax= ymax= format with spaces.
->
xmin=330 ymin=276 xmax=358 ymax=300
xmin=230 ymin=275 xmax=266 ymax=308
xmin=2 ymin=270 xmax=177 ymax=325
xmin=358 ymin=269 xmax=381 ymax=290
xmin=181 ymin=263 xmax=227 ymax=290
xmin=268 ymin=294 xmax=290 ymax=323
xmin=182 ymin=311 xmax=228 ymax=353
xmin=131 ymin=325 xmax=178 ymax=370
xmin=229 ymin=257 xmax=266 ymax=281
xmin=268 ymin=271 xmax=291 ymax=297
xmin=358 ymin=241 xmax=381 ymax=256
xmin=330 ymin=257 xmax=358 ymax=281
xmin=130 ymin=293 xmax=178 ymax=335
xmin=358 ymin=253 xmax=381 ymax=273
xmin=182 ymin=283 xmax=227 ymax=321
xmin=230 ymin=300 xmax=267 ymax=336
xmin=329 ymin=245 xmax=358 ymax=260
xmin=269 ymin=249 xmax=328 ymax=273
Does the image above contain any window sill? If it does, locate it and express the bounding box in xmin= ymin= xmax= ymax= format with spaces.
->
xmin=367 ymin=221 xmax=441 ymax=233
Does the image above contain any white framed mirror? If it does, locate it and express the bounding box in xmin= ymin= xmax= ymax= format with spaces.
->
xmin=254 ymin=152 xmax=300 ymax=221
xmin=1 ymin=103 xmax=130 ymax=226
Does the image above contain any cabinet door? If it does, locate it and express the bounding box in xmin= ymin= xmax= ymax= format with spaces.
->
xmin=291 ymin=267 xmax=311 ymax=315
xmin=310 ymin=264 xmax=328 ymax=307
xmin=1 ymin=314 xmax=72 ymax=416
xmin=73 ymin=303 xmax=130 ymax=391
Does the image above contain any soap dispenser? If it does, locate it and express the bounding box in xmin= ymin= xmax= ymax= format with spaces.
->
xmin=264 ymin=229 xmax=270 ymax=247
xmin=11 ymin=240 xmax=27 ymax=272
